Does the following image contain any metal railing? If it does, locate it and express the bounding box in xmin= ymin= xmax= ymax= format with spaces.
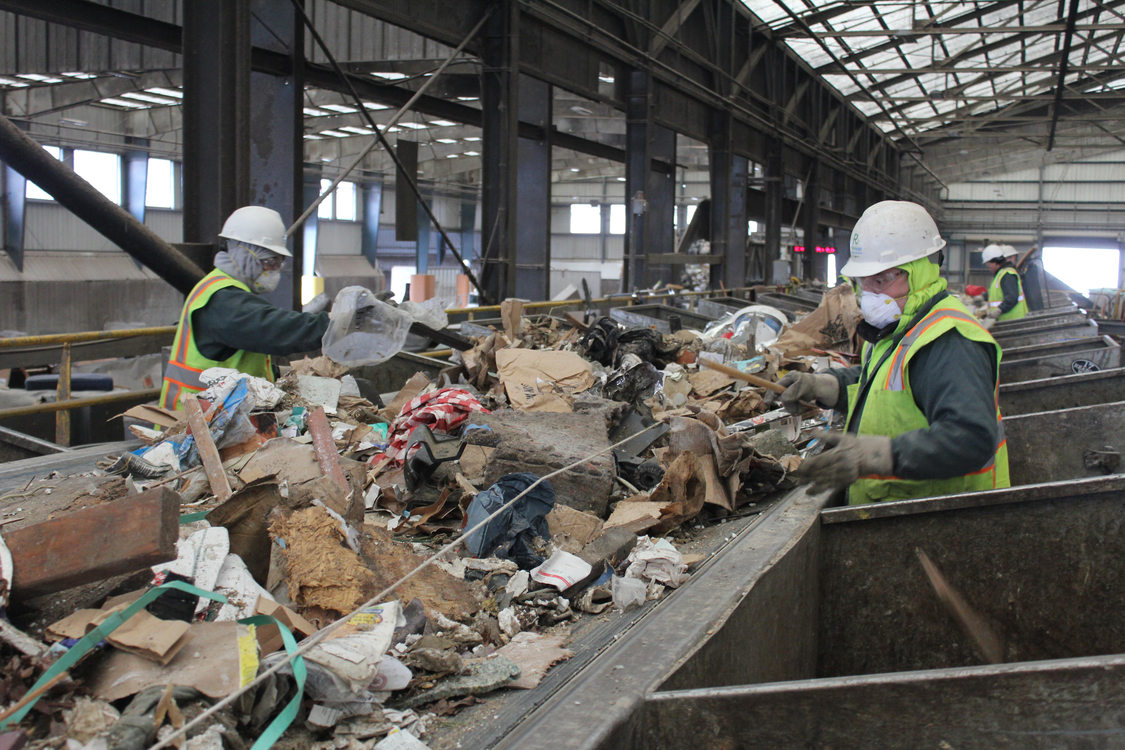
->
xmin=0 ymin=326 xmax=174 ymax=446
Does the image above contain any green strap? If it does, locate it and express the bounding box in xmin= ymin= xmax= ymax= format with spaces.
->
xmin=179 ymin=511 xmax=211 ymax=525
xmin=0 ymin=581 xmax=227 ymax=729
xmin=237 ymin=615 xmax=307 ymax=750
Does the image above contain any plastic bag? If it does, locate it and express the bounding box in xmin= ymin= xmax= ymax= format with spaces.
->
xmin=322 ymin=286 xmax=411 ymax=367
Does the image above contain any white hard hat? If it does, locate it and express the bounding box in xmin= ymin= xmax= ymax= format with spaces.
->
xmin=841 ymin=200 xmax=946 ymax=278
xmin=1002 ymin=244 xmax=1020 ymax=259
xmin=218 ymin=206 xmax=292 ymax=257
xmin=981 ymin=244 xmax=1007 ymax=264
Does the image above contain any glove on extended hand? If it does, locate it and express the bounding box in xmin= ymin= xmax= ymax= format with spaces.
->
xmin=986 ymin=306 xmax=1002 ymax=320
xmin=777 ymin=372 xmax=840 ymax=413
xmin=797 ymin=431 xmax=894 ymax=495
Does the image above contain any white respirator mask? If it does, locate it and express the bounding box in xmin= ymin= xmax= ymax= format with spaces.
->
xmin=860 ymin=292 xmax=904 ymax=329
xmin=253 ymin=270 xmax=282 ymax=294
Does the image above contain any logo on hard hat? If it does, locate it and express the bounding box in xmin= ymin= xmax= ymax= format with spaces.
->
xmin=850 ymin=233 xmax=862 ymax=257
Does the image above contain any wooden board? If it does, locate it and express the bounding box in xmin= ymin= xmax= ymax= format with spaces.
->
xmin=5 ymin=486 xmax=180 ymax=598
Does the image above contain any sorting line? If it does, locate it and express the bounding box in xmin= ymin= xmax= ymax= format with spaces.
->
xmin=148 ymin=421 xmax=666 ymax=749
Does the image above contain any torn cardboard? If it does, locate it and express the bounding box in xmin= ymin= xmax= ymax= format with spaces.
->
xmin=496 ymin=349 xmax=595 ymax=413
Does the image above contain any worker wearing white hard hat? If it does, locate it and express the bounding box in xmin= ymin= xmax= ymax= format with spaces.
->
xmin=981 ymin=243 xmax=1028 ymax=325
xmin=160 ymin=206 xmax=330 ymax=410
xmin=778 ymin=200 xmax=1010 ymax=505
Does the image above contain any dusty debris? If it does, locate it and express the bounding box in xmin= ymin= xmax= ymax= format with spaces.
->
xmin=494 ymin=632 xmax=574 ymax=689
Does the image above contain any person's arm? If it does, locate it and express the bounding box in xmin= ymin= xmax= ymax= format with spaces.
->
xmin=998 ymin=272 xmax=1021 ymax=314
xmin=891 ymin=331 xmax=999 ymax=479
xmin=192 ymin=287 xmax=330 ymax=360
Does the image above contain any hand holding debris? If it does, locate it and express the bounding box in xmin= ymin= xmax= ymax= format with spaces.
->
xmin=797 ymin=431 xmax=893 ymax=494
xmin=777 ymin=371 xmax=839 ymax=413
xmin=322 ymin=285 xmax=412 ymax=367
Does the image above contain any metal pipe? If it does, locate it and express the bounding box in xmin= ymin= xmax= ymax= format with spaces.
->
xmin=0 ymin=326 xmax=177 ymax=350
xmin=0 ymin=114 xmax=205 ymax=294
xmin=0 ymin=389 xmax=160 ymax=421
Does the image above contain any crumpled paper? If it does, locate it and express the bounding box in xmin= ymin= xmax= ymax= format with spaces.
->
xmin=625 ymin=536 xmax=687 ymax=588
xmin=199 ymin=367 xmax=285 ymax=410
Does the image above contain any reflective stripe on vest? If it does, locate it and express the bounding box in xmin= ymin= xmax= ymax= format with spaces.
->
xmin=988 ymin=293 xmax=1025 ymax=308
xmin=884 ymin=309 xmax=987 ymax=392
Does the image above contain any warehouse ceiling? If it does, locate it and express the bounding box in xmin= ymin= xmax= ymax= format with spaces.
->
xmin=740 ymin=0 xmax=1125 ymax=182
xmin=4 ymin=1 xmax=1125 ymax=192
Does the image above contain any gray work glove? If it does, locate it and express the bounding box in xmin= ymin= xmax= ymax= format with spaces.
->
xmin=777 ymin=372 xmax=840 ymax=413
xmin=980 ymin=316 xmax=996 ymax=331
xmin=985 ymin=306 xmax=1002 ymax=320
xmin=797 ymin=431 xmax=894 ymax=495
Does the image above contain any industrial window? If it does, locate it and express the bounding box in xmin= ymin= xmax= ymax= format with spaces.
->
xmin=1043 ymin=246 xmax=1121 ymax=296
xmin=24 ymin=145 xmax=63 ymax=201
xmin=318 ymin=179 xmax=358 ymax=221
xmin=145 ymin=158 xmax=176 ymax=209
xmin=74 ymin=149 xmax=121 ymax=204
xmin=570 ymin=204 xmax=601 ymax=234
xmin=608 ymin=204 xmax=626 ymax=235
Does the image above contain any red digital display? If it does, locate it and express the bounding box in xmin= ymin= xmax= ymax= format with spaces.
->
xmin=793 ymin=245 xmax=836 ymax=254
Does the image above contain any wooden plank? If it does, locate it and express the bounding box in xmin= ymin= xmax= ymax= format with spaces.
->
xmin=307 ymin=406 xmax=349 ymax=492
xmin=5 ymin=486 xmax=180 ymax=598
xmin=183 ymin=396 xmax=232 ymax=502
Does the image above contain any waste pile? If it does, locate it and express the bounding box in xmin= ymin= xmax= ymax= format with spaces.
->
xmin=0 ymin=285 xmax=861 ymax=750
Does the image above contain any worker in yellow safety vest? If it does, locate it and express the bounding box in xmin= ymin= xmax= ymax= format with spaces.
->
xmin=159 ymin=206 xmax=330 ymax=410
xmin=980 ymin=243 xmax=1028 ymax=326
xmin=777 ymin=201 xmax=1010 ymax=505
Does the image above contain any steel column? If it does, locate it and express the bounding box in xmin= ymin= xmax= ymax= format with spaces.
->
xmin=301 ymin=173 xmax=320 ymax=285
xmin=250 ymin=0 xmax=303 ymax=310
xmin=1 ymin=161 xmax=26 ymax=273
xmin=710 ymin=113 xmax=748 ymax=289
xmin=417 ymin=191 xmax=432 ymax=274
xmin=182 ymin=0 xmax=250 ymax=248
xmin=764 ymin=146 xmax=784 ymax=284
xmin=624 ymin=70 xmax=674 ymax=290
xmin=801 ymin=160 xmax=820 ymax=281
xmin=122 ymin=138 xmax=148 ymax=225
xmin=514 ymin=75 xmax=551 ymax=300
xmin=362 ymin=182 xmax=383 ymax=268
xmin=481 ymin=0 xmax=520 ymax=301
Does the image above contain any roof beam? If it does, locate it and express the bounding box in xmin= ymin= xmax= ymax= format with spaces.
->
xmin=650 ymin=0 xmax=704 ymax=57
xmin=1047 ymin=0 xmax=1083 ymax=150
xmin=788 ymin=23 xmax=1125 ymax=38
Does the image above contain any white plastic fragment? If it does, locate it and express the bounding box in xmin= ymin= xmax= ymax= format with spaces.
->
xmin=498 ymin=607 xmax=521 ymax=638
xmin=625 ymin=536 xmax=688 ymax=588
xmin=529 ymin=549 xmax=592 ymax=591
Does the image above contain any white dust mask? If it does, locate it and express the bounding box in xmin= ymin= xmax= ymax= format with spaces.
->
xmin=860 ymin=292 xmax=903 ymax=329
xmin=253 ymin=270 xmax=281 ymax=294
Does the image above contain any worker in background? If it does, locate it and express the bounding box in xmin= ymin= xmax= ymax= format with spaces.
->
xmin=777 ymin=200 xmax=1009 ymax=505
xmin=980 ymin=243 xmax=1028 ymax=326
xmin=160 ymin=206 xmax=329 ymax=410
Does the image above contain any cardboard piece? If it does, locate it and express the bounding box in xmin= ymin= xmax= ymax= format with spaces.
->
xmin=603 ymin=500 xmax=669 ymax=534
xmin=648 ymin=452 xmax=709 ymax=534
xmin=89 ymin=622 xmax=253 ymax=701
xmin=495 ymin=349 xmax=596 ymax=412
xmin=114 ymin=404 xmax=181 ymax=429
xmin=254 ymin=596 xmax=318 ymax=654
xmin=379 ymin=371 xmax=431 ymax=423
xmin=500 ymin=299 xmax=525 ymax=340
xmin=547 ymin=504 xmax=605 ymax=553
xmin=206 ymin=479 xmax=284 ymax=585
xmin=494 ymin=632 xmax=574 ymax=689
xmin=47 ymin=606 xmax=190 ymax=664
xmin=238 ymin=438 xmax=321 ymax=484
xmin=687 ymin=368 xmax=736 ymax=398
xmin=773 ymin=283 xmax=862 ymax=355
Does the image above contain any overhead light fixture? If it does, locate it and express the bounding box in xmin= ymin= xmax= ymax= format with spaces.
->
xmin=120 ymin=91 xmax=180 ymax=105
xmin=429 ymin=119 xmax=457 ymax=127
xmin=319 ymin=130 xmax=349 ymax=138
xmin=0 ymin=76 xmax=28 ymax=87
xmin=398 ymin=122 xmax=427 ymax=129
xmin=304 ymin=107 xmax=331 ymax=116
xmin=569 ymin=167 xmax=580 ymax=172
xmin=464 ymin=150 xmax=480 ymax=156
xmin=616 ymin=177 xmax=626 ymax=182
xmin=598 ymin=74 xmax=614 ymax=83
xmin=363 ymin=101 xmax=390 ymax=110
xmin=339 ymin=126 xmax=375 ymax=135
xmin=436 ymin=138 xmax=457 ymax=144
xmin=100 ymin=97 xmax=149 ymax=109
xmin=59 ymin=117 xmax=88 ymax=127
xmin=321 ymin=103 xmax=358 ymax=113
xmin=304 ymin=134 xmax=326 ymax=140
xmin=463 ymin=135 xmax=481 ymax=142
xmin=456 ymin=96 xmax=479 ymax=101
xmin=371 ymin=71 xmax=408 ymax=81
xmin=446 ymin=153 xmax=459 ymax=158
xmin=146 ymin=87 xmax=183 ymax=99
xmin=63 ymin=72 xmax=97 ymax=79
xmin=386 ymin=126 xmax=403 ymax=133
xmin=570 ymin=105 xmax=594 ymax=115
xmin=16 ymin=73 xmax=63 ymax=83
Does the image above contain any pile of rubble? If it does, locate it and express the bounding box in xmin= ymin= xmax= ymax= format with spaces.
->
xmin=0 ymin=287 xmax=861 ymax=750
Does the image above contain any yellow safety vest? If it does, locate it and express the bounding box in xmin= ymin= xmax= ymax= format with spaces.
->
xmin=159 ymin=269 xmax=273 ymax=410
xmin=844 ymin=296 xmax=1010 ymax=505
xmin=988 ymin=266 xmax=1028 ymax=321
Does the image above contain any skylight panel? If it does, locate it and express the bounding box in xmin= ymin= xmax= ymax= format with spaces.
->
xmin=99 ymin=97 xmax=148 ymax=109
